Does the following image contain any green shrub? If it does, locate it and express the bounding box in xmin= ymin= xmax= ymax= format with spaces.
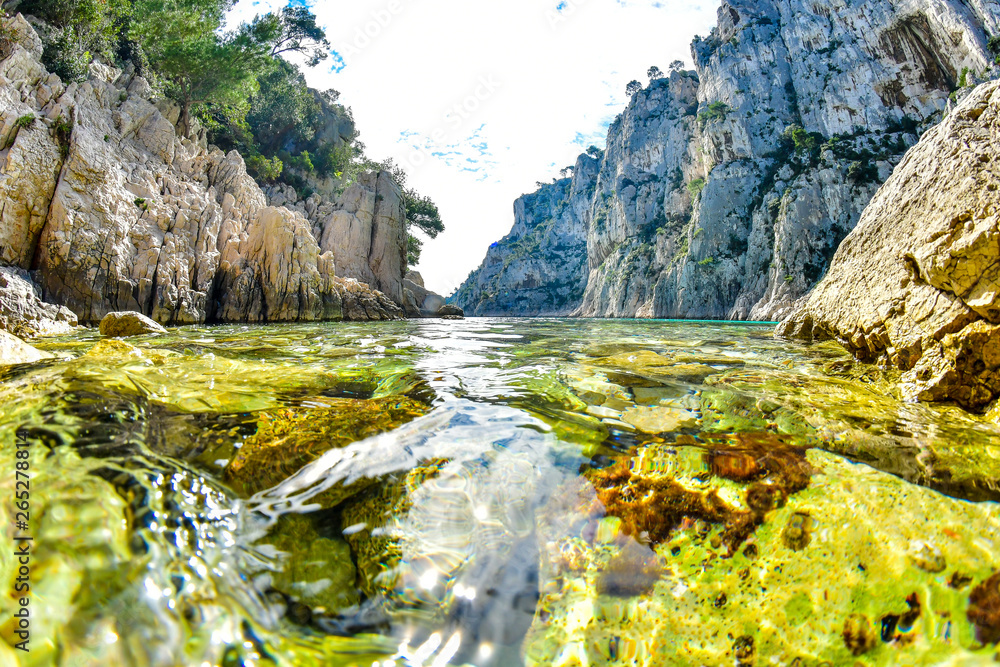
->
xmin=958 ymin=67 xmax=968 ymax=88
xmin=784 ymin=275 xmax=794 ymax=283
xmin=698 ymin=101 xmax=730 ymax=125
xmin=687 ymin=178 xmax=707 ymax=199
xmin=15 ymin=114 xmax=36 ymax=129
xmin=989 ymin=34 xmax=1000 ymax=56
xmin=245 ymin=154 xmax=283 ymax=183
xmin=698 ymin=256 xmax=715 ymax=266
xmin=847 ymin=161 xmax=879 ymax=184
xmin=53 ymin=114 xmax=72 ymax=157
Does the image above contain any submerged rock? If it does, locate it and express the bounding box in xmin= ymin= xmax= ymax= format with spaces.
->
xmin=340 ymin=461 xmax=447 ymax=599
xmin=968 ymin=571 xmax=1000 ymax=645
xmin=99 ymin=311 xmax=167 ymax=337
xmin=525 ymin=448 xmax=1000 ymax=665
xmin=779 ymin=82 xmax=1000 ymax=411
xmin=260 ymin=513 xmax=359 ymax=613
xmin=224 ymin=397 xmax=428 ymax=499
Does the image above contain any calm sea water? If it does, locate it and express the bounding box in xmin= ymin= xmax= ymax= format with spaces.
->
xmin=2 ymin=318 xmax=999 ymax=666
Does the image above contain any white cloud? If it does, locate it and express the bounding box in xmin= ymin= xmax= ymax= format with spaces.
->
xmin=230 ymin=0 xmax=720 ymax=295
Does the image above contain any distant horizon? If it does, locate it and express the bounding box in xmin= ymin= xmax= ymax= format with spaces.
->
xmin=230 ymin=0 xmax=720 ymax=296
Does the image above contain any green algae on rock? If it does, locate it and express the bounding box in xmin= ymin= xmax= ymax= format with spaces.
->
xmin=258 ymin=513 xmax=359 ymax=613
xmin=340 ymin=460 xmax=447 ymax=599
xmin=224 ymin=396 xmax=429 ymax=498
xmin=525 ymin=448 xmax=1000 ymax=666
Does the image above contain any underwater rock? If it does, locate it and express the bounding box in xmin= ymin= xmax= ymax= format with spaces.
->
xmin=0 ymin=329 xmax=52 ymax=365
xmin=621 ymin=406 xmax=698 ymax=434
xmin=907 ymin=540 xmax=946 ymax=574
xmin=223 ymin=396 xmax=428 ymax=499
xmin=260 ymin=513 xmax=359 ymax=613
xmin=842 ymin=613 xmax=877 ymax=656
xmin=524 ymin=448 xmax=1000 ymax=666
xmin=583 ymin=440 xmax=810 ymax=557
xmin=704 ymin=367 xmax=1000 ymax=503
xmin=99 ymin=311 xmax=168 ymax=337
xmin=0 ymin=446 xmax=132 ymax=665
xmin=595 ymin=538 xmax=664 ymax=598
xmin=588 ymin=350 xmax=721 ymax=385
xmin=968 ymin=572 xmax=1000 ymax=644
xmin=340 ymin=460 xmax=447 ymax=599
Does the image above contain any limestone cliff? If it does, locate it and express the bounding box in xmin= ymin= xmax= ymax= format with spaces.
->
xmin=779 ymin=81 xmax=1000 ymax=411
xmin=457 ymin=0 xmax=1000 ymax=321
xmin=451 ymin=153 xmax=597 ymax=316
xmin=0 ymin=14 xmax=405 ymax=328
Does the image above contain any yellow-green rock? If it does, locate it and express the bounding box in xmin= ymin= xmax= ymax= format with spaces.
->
xmin=261 ymin=513 xmax=358 ymax=612
xmin=224 ymin=396 xmax=429 ymax=500
xmin=524 ymin=447 xmax=1000 ymax=666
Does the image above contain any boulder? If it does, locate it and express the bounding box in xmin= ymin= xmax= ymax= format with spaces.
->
xmin=402 ymin=278 xmax=446 ymax=318
xmin=0 ymin=330 xmax=51 ymax=365
xmin=404 ymin=270 xmax=425 ymax=287
xmin=99 ymin=311 xmax=167 ymax=337
xmin=436 ymin=304 xmax=464 ymax=319
xmin=778 ymin=82 xmax=1000 ymax=411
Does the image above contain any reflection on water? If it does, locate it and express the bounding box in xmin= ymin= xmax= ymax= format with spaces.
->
xmin=1 ymin=318 xmax=999 ymax=666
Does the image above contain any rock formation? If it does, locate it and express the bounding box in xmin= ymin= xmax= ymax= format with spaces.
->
xmin=451 ymin=153 xmax=597 ymax=316
xmin=0 ymin=14 xmax=405 ymax=328
xmin=0 ymin=266 xmax=76 ymax=335
xmin=456 ymin=0 xmax=1000 ymax=321
xmin=401 ymin=270 xmax=447 ymax=317
xmin=779 ymin=81 xmax=1000 ymax=411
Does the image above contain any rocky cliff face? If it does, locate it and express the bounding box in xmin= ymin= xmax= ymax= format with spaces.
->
xmin=458 ymin=0 xmax=999 ymax=321
xmin=451 ymin=153 xmax=598 ymax=316
xmin=0 ymin=14 xmax=405 ymax=327
xmin=779 ymin=81 xmax=1000 ymax=411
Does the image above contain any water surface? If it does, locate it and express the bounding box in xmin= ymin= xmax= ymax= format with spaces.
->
xmin=2 ymin=318 xmax=999 ymax=666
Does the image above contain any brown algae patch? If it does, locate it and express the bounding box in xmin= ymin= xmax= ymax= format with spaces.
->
xmin=968 ymin=571 xmax=1000 ymax=644
xmin=583 ymin=434 xmax=814 ymax=559
xmin=224 ymin=396 xmax=428 ymax=497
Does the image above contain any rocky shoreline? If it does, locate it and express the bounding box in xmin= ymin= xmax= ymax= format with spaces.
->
xmin=0 ymin=13 xmax=467 ymax=354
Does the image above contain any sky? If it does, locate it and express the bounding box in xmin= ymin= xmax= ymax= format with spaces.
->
xmin=230 ymin=0 xmax=720 ymax=296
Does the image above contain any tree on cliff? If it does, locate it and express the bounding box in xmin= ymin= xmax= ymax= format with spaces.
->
xmin=647 ymin=65 xmax=663 ymax=80
xmin=626 ymin=79 xmax=643 ymax=96
xmin=244 ymin=6 xmax=330 ymax=66
xmin=131 ymin=0 xmax=270 ymax=136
